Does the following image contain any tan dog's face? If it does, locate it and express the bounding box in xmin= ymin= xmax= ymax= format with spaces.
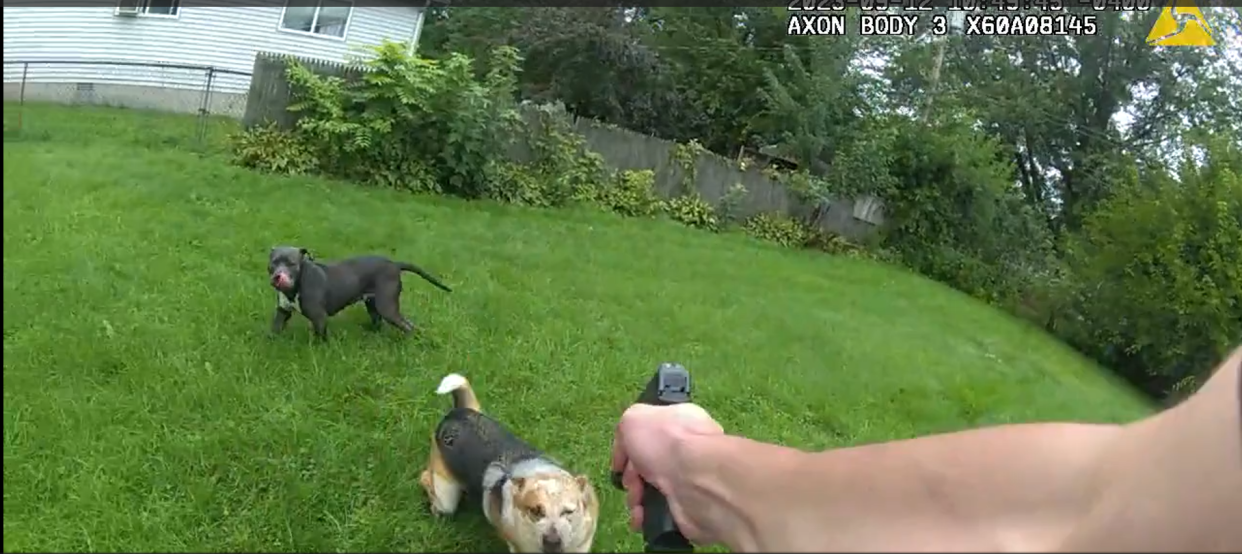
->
xmin=506 ymin=473 xmax=598 ymax=553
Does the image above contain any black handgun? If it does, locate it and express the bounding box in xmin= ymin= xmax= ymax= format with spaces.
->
xmin=611 ymin=362 xmax=695 ymax=553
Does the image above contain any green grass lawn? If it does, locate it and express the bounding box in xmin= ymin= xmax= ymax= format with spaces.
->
xmin=3 ymin=102 xmax=1151 ymax=552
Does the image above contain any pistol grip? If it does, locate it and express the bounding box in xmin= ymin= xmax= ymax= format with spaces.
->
xmin=641 ymin=481 xmax=693 ymax=552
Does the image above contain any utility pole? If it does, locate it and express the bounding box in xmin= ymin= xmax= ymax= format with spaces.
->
xmin=408 ymin=0 xmax=445 ymax=57
xmin=922 ymin=10 xmax=964 ymax=122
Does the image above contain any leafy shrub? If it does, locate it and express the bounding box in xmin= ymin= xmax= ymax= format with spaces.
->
xmin=879 ymin=116 xmax=1056 ymax=308
xmin=365 ymin=157 xmax=440 ymax=194
xmin=665 ymin=193 xmax=719 ymax=232
xmin=598 ymin=170 xmax=664 ymax=218
xmin=846 ymin=246 xmax=903 ymax=264
xmin=230 ymin=122 xmax=318 ymax=176
xmin=522 ymin=103 xmax=613 ymax=207
xmin=670 ymin=140 xmax=707 ymax=195
xmin=1009 ymin=260 xmax=1075 ymax=333
xmin=717 ymin=182 xmax=749 ymax=226
xmin=1061 ymin=138 xmax=1242 ymax=396
xmin=276 ymin=41 xmax=524 ymax=199
xmin=805 ymin=229 xmax=864 ymax=256
xmin=234 ymin=46 xmax=623 ymax=208
xmin=487 ymin=162 xmax=550 ymax=205
xmin=742 ymin=213 xmax=810 ymax=248
xmin=820 ymin=119 xmax=900 ymax=200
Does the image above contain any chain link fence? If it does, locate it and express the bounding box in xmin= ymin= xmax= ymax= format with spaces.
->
xmin=3 ymin=59 xmax=252 ymax=151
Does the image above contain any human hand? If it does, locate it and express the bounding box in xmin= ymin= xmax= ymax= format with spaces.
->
xmin=610 ymin=402 xmax=725 ymax=544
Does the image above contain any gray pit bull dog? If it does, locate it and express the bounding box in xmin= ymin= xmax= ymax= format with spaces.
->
xmin=268 ymin=246 xmax=453 ymax=341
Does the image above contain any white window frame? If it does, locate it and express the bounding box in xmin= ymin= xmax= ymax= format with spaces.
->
xmin=277 ymin=1 xmax=354 ymax=42
xmin=115 ymin=0 xmax=181 ymax=18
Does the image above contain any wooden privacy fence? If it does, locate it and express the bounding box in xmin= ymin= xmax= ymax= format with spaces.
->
xmin=242 ymin=51 xmax=885 ymax=240
xmin=243 ymin=52 xmax=371 ymax=130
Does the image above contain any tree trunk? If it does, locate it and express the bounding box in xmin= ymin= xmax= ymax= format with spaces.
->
xmin=922 ymin=37 xmax=946 ymax=122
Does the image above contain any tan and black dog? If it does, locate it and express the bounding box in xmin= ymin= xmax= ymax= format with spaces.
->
xmin=421 ymin=373 xmax=599 ymax=553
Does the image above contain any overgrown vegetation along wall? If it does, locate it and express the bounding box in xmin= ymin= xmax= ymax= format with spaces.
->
xmin=231 ymin=42 xmax=1242 ymax=401
xmin=242 ymin=49 xmax=885 ymax=242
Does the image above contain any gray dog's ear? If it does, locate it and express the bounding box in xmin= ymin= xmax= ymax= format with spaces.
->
xmin=299 ymin=247 xmax=312 ymax=261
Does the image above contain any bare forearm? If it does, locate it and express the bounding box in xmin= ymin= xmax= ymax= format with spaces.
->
xmin=670 ymin=346 xmax=1242 ymax=552
xmin=672 ymin=433 xmax=806 ymax=551
xmin=677 ymin=423 xmax=1122 ymax=552
xmin=1054 ymin=347 xmax=1242 ymax=551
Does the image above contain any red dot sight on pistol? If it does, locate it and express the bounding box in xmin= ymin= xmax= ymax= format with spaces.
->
xmin=612 ymin=362 xmax=695 ymax=553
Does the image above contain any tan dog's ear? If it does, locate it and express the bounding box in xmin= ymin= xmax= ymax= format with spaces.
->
xmin=575 ymin=474 xmax=597 ymax=510
xmin=510 ymin=477 xmax=526 ymax=491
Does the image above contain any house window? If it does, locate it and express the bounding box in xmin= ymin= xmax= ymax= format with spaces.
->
xmin=280 ymin=1 xmax=353 ymax=39
xmin=117 ymin=0 xmax=180 ymax=16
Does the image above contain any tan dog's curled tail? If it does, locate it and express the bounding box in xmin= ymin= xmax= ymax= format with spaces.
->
xmin=436 ymin=373 xmax=482 ymax=412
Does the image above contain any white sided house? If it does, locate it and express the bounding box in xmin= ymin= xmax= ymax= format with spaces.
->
xmin=3 ymin=1 xmax=429 ymax=118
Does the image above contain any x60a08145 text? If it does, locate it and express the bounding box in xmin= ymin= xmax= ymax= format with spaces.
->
xmin=963 ymin=13 xmax=1098 ymax=36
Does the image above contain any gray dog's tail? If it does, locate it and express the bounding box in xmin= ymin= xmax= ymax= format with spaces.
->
xmin=397 ymin=262 xmax=453 ymax=293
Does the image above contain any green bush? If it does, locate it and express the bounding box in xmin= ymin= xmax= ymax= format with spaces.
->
xmin=670 ymin=140 xmax=707 ymax=194
xmin=275 ymin=41 xmax=524 ymax=199
xmin=598 ymin=170 xmax=664 ymax=218
xmin=1062 ymin=138 xmax=1242 ymax=396
xmin=522 ymin=104 xmax=613 ymax=207
xmin=230 ymin=122 xmax=318 ymax=176
xmin=879 ymin=116 xmax=1056 ymax=308
xmin=230 ymin=44 xmax=625 ymax=208
xmin=804 ymin=228 xmax=867 ymax=256
xmin=742 ymin=213 xmax=810 ymax=248
xmin=717 ymin=182 xmax=749 ymax=227
xmin=486 ymin=162 xmax=551 ymax=205
xmin=665 ymin=193 xmax=719 ymax=232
